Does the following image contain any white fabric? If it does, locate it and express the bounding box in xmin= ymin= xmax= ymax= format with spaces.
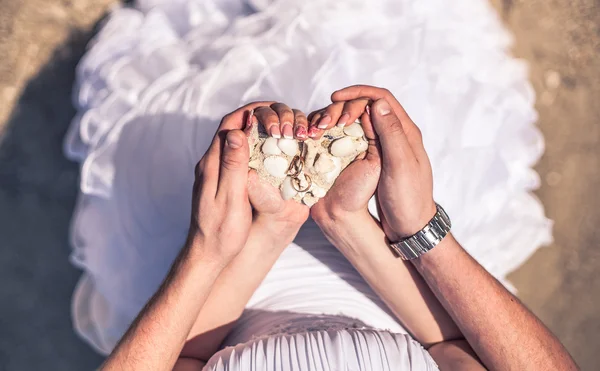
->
xmin=65 ymin=0 xmax=553 ymax=366
xmin=206 ymin=326 xmax=438 ymax=370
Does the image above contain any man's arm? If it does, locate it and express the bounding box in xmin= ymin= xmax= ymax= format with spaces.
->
xmin=102 ymin=105 xmax=260 ymax=370
xmin=104 ymin=245 xmax=220 ymax=371
xmin=329 ymin=85 xmax=577 ymax=370
xmin=412 ymin=234 xmax=578 ymax=370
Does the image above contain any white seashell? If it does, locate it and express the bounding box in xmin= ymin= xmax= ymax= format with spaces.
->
xmin=343 ymin=123 xmax=364 ymax=138
xmin=311 ymin=186 xmax=327 ymax=198
xmin=356 ymin=138 xmax=368 ymax=153
xmin=323 ymin=157 xmax=342 ymax=183
xmin=302 ymin=194 xmax=319 ymax=207
xmin=330 ymin=136 xmax=359 ymax=157
xmin=280 ymin=176 xmax=298 ymax=200
xmin=278 ymin=138 xmax=299 ymax=157
xmin=313 ymin=154 xmax=336 ymax=174
xmin=264 ymin=156 xmax=289 ymax=178
xmin=262 ymin=137 xmax=282 ymax=155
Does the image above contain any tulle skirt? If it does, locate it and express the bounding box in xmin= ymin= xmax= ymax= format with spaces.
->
xmin=65 ymin=0 xmax=552 ymax=355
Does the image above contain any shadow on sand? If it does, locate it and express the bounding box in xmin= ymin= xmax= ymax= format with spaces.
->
xmin=0 ymin=18 xmax=110 ymax=371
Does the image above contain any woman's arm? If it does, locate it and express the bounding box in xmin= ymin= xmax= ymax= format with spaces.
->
xmin=327 ymin=85 xmax=577 ymax=370
xmin=314 ymin=211 xmax=462 ymax=347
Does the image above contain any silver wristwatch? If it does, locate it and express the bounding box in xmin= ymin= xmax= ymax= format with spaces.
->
xmin=388 ymin=203 xmax=451 ymax=260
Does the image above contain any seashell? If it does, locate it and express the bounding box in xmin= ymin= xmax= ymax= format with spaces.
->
xmin=343 ymin=123 xmax=364 ymax=137
xmin=262 ymin=137 xmax=282 ymax=155
xmin=322 ymin=157 xmax=342 ymax=183
xmin=281 ymin=176 xmax=298 ymax=200
xmin=311 ymin=186 xmax=327 ymax=198
xmin=264 ymin=156 xmax=289 ymax=178
xmin=330 ymin=136 xmax=359 ymax=157
xmin=302 ymin=193 xmax=319 ymax=207
xmin=278 ymin=138 xmax=299 ymax=157
xmin=313 ymin=154 xmax=336 ymax=174
xmin=356 ymin=138 xmax=368 ymax=153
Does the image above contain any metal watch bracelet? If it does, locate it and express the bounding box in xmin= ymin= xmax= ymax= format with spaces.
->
xmin=388 ymin=203 xmax=451 ymax=260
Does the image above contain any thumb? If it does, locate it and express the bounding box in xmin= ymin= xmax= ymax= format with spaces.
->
xmin=370 ymin=99 xmax=416 ymax=167
xmin=217 ymin=129 xmax=249 ymax=199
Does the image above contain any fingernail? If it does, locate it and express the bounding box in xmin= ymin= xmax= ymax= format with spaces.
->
xmin=337 ymin=113 xmax=350 ymax=127
xmin=282 ymin=123 xmax=293 ymax=139
xmin=308 ymin=126 xmax=320 ymax=138
xmin=226 ymin=131 xmax=243 ymax=149
xmin=295 ymin=126 xmax=307 ymax=139
xmin=375 ymin=99 xmax=391 ymax=115
xmin=365 ymin=105 xmax=371 ymax=116
xmin=270 ymin=125 xmax=281 ymax=138
xmin=317 ymin=115 xmax=331 ymax=129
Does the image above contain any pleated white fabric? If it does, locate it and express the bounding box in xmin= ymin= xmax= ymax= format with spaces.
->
xmin=206 ymin=327 xmax=438 ymax=370
xmin=65 ymin=0 xmax=553 ymax=366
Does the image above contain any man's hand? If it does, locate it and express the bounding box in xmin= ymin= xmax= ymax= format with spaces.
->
xmin=308 ymin=98 xmax=380 ymax=226
xmin=187 ymin=102 xmax=280 ymax=263
xmin=332 ymin=85 xmax=437 ymax=241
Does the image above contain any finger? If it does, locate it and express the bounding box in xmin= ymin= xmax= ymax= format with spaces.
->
xmin=243 ymin=108 xmax=259 ymax=141
xmin=254 ymin=106 xmax=281 ymax=138
xmin=308 ymin=110 xmax=323 ymax=139
xmin=317 ymin=102 xmax=344 ymax=130
xmin=332 ymin=85 xmax=410 ymax=122
xmin=271 ymin=103 xmax=295 ymax=139
xmin=358 ymin=110 xmax=381 ymax=163
xmin=333 ymin=85 xmax=426 ymax=161
xmin=293 ymin=109 xmax=309 ymax=140
xmin=206 ymin=101 xmax=274 ymax=161
xmin=247 ymin=170 xmax=284 ymax=213
xmin=192 ymin=159 xmax=216 ymax=200
xmin=217 ymin=130 xmax=250 ymax=200
xmin=370 ymin=98 xmax=416 ymax=169
xmin=339 ymin=98 xmax=370 ymax=128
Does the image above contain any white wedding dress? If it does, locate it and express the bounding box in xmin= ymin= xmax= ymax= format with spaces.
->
xmin=65 ymin=0 xmax=552 ymax=368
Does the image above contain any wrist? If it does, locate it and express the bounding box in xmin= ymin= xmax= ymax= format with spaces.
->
xmin=183 ymin=229 xmax=235 ymax=269
xmin=385 ymin=201 xmax=438 ymax=242
xmin=251 ymin=214 xmax=302 ymax=248
xmin=314 ymin=209 xmax=377 ymax=250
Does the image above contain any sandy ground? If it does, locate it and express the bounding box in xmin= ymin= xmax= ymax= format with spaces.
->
xmin=0 ymin=0 xmax=598 ymax=369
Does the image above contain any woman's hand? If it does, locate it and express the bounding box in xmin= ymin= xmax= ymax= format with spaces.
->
xmin=308 ymin=99 xmax=380 ymax=225
xmin=331 ymin=85 xmax=437 ymax=241
xmin=187 ymin=102 xmax=273 ymax=263
xmin=246 ymin=102 xmax=310 ymax=245
xmin=252 ymin=102 xmax=310 ymax=140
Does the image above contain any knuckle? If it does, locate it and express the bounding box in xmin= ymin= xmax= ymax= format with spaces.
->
xmin=195 ymin=160 xmax=205 ymax=178
xmin=412 ymin=126 xmax=423 ymax=142
xmin=221 ymin=113 xmax=233 ymax=125
xmin=221 ymin=153 xmax=244 ymax=170
xmin=384 ymin=118 xmax=405 ymax=134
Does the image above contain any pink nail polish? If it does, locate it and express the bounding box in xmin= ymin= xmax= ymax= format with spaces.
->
xmin=365 ymin=105 xmax=371 ymax=116
xmin=295 ymin=126 xmax=308 ymax=139
xmin=308 ymin=126 xmax=320 ymax=138
xmin=271 ymin=125 xmax=281 ymax=138
xmin=317 ymin=115 xmax=331 ymax=129
xmin=282 ymin=123 xmax=293 ymax=139
xmin=337 ymin=113 xmax=350 ymax=127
